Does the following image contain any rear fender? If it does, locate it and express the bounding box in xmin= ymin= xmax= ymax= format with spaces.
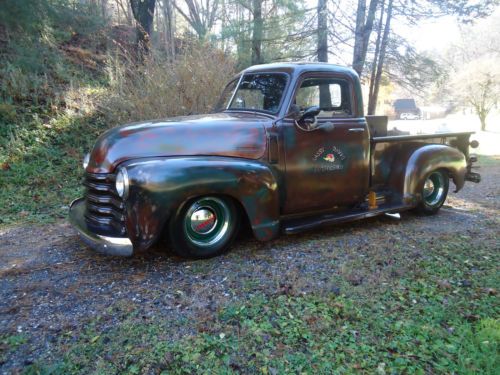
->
xmin=398 ymin=144 xmax=466 ymax=204
xmin=122 ymin=157 xmax=280 ymax=250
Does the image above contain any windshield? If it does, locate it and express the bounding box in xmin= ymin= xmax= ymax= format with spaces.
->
xmin=215 ymin=78 xmax=239 ymax=112
xmin=219 ymin=73 xmax=288 ymax=114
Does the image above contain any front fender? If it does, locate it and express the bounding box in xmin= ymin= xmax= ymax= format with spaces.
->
xmin=122 ymin=157 xmax=280 ymax=250
xmin=403 ymin=144 xmax=466 ymax=203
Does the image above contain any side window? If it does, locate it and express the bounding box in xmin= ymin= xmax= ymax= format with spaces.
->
xmin=295 ymin=77 xmax=352 ymax=117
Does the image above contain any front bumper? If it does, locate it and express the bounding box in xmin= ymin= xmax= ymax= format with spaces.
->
xmin=69 ymin=198 xmax=133 ymax=256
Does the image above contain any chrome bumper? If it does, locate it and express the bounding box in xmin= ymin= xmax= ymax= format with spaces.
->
xmin=69 ymin=198 xmax=133 ymax=256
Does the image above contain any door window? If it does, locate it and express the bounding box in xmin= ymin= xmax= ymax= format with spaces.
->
xmin=295 ymin=77 xmax=351 ymax=117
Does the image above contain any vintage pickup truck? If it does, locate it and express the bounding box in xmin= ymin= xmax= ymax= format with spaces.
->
xmin=69 ymin=62 xmax=480 ymax=258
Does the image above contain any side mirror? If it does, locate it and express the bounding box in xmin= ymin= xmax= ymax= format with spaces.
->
xmin=289 ymin=105 xmax=321 ymax=131
xmin=287 ymin=105 xmax=321 ymax=121
xmin=287 ymin=104 xmax=302 ymax=120
xmin=302 ymin=106 xmax=321 ymax=119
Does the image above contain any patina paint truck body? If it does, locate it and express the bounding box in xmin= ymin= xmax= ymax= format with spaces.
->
xmin=69 ymin=63 xmax=480 ymax=258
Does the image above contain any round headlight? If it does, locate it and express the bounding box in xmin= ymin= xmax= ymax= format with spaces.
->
xmin=115 ymin=168 xmax=129 ymax=199
xmin=83 ymin=153 xmax=90 ymax=170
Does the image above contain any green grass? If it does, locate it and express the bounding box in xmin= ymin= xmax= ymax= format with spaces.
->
xmin=0 ymin=334 xmax=28 ymax=365
xmin=25 ymin=236 xmax=499 ymax=374
xmin=477 ymin=154 xmax=500 ymax=167
xmin=0 ymin=99 xmax=108 ymax=226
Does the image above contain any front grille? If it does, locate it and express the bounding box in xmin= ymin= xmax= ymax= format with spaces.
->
xmin=84 ymin=172 xmax=127 ymax=236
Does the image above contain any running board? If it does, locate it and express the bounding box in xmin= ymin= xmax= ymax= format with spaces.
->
xmin=282 ymin=203 xmax=411 ymax=235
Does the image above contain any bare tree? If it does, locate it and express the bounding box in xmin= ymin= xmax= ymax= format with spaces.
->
xmin=174 ymin=0 xmax=220 ymax=40
xmin=317 ymin=0 xmax=328 ymax=62
xmin=367 ymin=0 xmax=392 ymax=115
xmin=116 ymin=0 xmax=134 ymax=24
xmin=452 ymin=58 xmax=499 ymax=131
xmin=251 ymin=0 xmax=263 ymax=64
xmin=159 ymin=0 xmax=176 ymax=58
xmin=130 ymin=0 xmax=156 ymax=58
xmin=317 ymin=0 xmax=331 ymax=107
xmin=447 ymin=12 xmax=500 ymax=131
xmin=352 ymin=0 xmax=379 ymax=77
xmin=364 ymin=0 xmax=497 ymax=114
xmin=367 ymin=0 xmax=384 ymax=115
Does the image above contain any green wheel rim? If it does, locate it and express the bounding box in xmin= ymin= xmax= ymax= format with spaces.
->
xmin=423 ymin=172 xmax=445 ymax=206
xmin=184 ymin=197 xmax=231 ymax=247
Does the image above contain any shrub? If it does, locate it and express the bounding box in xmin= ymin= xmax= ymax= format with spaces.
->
xmin=101 ymin=43 xmax=236 ymax=126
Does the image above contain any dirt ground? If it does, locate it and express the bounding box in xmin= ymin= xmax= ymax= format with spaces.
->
xmin=1 ymin=160 xmax=499 ymax=373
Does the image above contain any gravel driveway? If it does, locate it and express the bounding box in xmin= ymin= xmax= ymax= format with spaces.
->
xmin=1 ymin=160 xmax=499 ymax=373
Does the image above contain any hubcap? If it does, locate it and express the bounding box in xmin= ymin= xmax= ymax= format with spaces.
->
xmin=184 ymin=197 xmax=230 ymax=247
xmin=190 ymin=208 xmax=217 ymax=234
xmin=423 ymin=172 xmax=445 ymax=206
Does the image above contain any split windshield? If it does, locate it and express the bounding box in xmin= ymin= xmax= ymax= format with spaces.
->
xmin=217 ymin=73 xmax=288 ymax=114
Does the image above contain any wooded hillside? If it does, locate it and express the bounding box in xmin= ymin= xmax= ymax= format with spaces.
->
xmin=0 ymin=0 xmax=498 ymax=225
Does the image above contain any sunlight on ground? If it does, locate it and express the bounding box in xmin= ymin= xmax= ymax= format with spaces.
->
xmin=388 ymin=114 xmax=500 ymax=156
xmin=446 ymin=196 xmax=498 ymax=217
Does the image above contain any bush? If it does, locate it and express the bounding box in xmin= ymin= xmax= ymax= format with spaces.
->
xmin=101 ymin=44 xmax=236 ymax=126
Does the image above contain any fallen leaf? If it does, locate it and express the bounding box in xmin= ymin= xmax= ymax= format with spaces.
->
xmin=90 ymin=335 xmax=100 ymax=343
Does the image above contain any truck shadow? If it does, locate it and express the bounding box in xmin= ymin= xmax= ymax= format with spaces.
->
xmin=129 ymin=205 xmax=479 ymax=265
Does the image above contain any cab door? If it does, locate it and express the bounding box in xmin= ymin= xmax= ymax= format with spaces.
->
xmin=282 ymin=74 xmax=370 ymax=215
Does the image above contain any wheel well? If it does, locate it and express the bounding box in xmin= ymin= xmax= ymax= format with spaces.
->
xmin=165 ymin=194 xmax=252 ymax=238
xmin=228 ymin=196 xmax=253 ymax=238
xmin=440 ymin=167 xmax=456 ymax=188
xmin=423 ymin=168 xmax=450 ymax=187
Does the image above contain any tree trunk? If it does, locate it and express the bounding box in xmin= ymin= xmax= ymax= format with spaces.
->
xmin=130 ymin=0 xmax=156 ymax=60
xmin=101 ymin=0 xmax=108 ymax=19
xmin=367 ymin=0 xmax=385 ymax=115
xmin=251 ymin=0 xmax=263 ymax=65
xmin=352 ymin=0 xmax=379 ymax=77
xmin=317 ymin=0 xmax=328 ymax=62
xmin=480 ymin=114 xmax=487 ymax=131
xmin=368 ymin=0 xmax=392 ymax=115
xmin=317 ymin=0 xmax=331 ymax=108
xmin=161 ymin=0 xmax=175 ymax=59
xmin=476 ymin=106 xmax=488 ymax=131
xmin=352 ymin=0 xmax=366 ymax=74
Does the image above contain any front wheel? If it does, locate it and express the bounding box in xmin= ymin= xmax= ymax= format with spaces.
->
xmin=169 ymin=196 xmax=240 ymax=259
xmin=415 ymin=169 xmax=449 ymax=215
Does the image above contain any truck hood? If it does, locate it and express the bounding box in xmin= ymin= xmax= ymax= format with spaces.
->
xmin=87 ymin=112 xmax=271 ymax=173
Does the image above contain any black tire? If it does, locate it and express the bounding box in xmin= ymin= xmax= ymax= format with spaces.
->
xmin=414 ymin=169 xmax=449 ymax=215
xmin=169 ymin=196 xmax=240 ymax=259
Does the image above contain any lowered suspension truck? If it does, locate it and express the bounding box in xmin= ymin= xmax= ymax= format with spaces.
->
xmin=69 ymin=62 xmax=481 ymax=258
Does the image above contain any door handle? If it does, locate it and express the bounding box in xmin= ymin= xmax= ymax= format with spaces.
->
xmin=348 ymin=128 xmax=365 ymax=133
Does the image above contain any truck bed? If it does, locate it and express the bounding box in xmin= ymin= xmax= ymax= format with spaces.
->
xmin=372 ymin=131 xmax=475 ymax=143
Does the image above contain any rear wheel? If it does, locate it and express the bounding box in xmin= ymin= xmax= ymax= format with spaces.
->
xmin=169 ymin=196 xmax=240 ymax=259
xmin=415 ymin=169 xmax=449 ymax=215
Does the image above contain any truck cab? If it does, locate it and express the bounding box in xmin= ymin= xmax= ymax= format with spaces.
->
xmin=69 ymin=62 xmax=480 ymax=258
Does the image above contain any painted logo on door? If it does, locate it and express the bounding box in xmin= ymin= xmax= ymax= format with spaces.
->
xmin=323 ymin=153 xmax=335 ymax=162
xmin=312 ymin=146 xmax=346 ymax=172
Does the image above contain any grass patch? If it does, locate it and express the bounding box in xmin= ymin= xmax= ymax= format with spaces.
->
xmin=0 ymin=334 xmax=28 ymax=365
xmin=0 ymin=98 xmax=107 ymax=226
xmin=0 ymin=44 xmax=234 ymax=228
xmin=477 ymin=154 xmax=500 ymax=167
xmin=26 ymin=237 xmax=499 ymax=374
